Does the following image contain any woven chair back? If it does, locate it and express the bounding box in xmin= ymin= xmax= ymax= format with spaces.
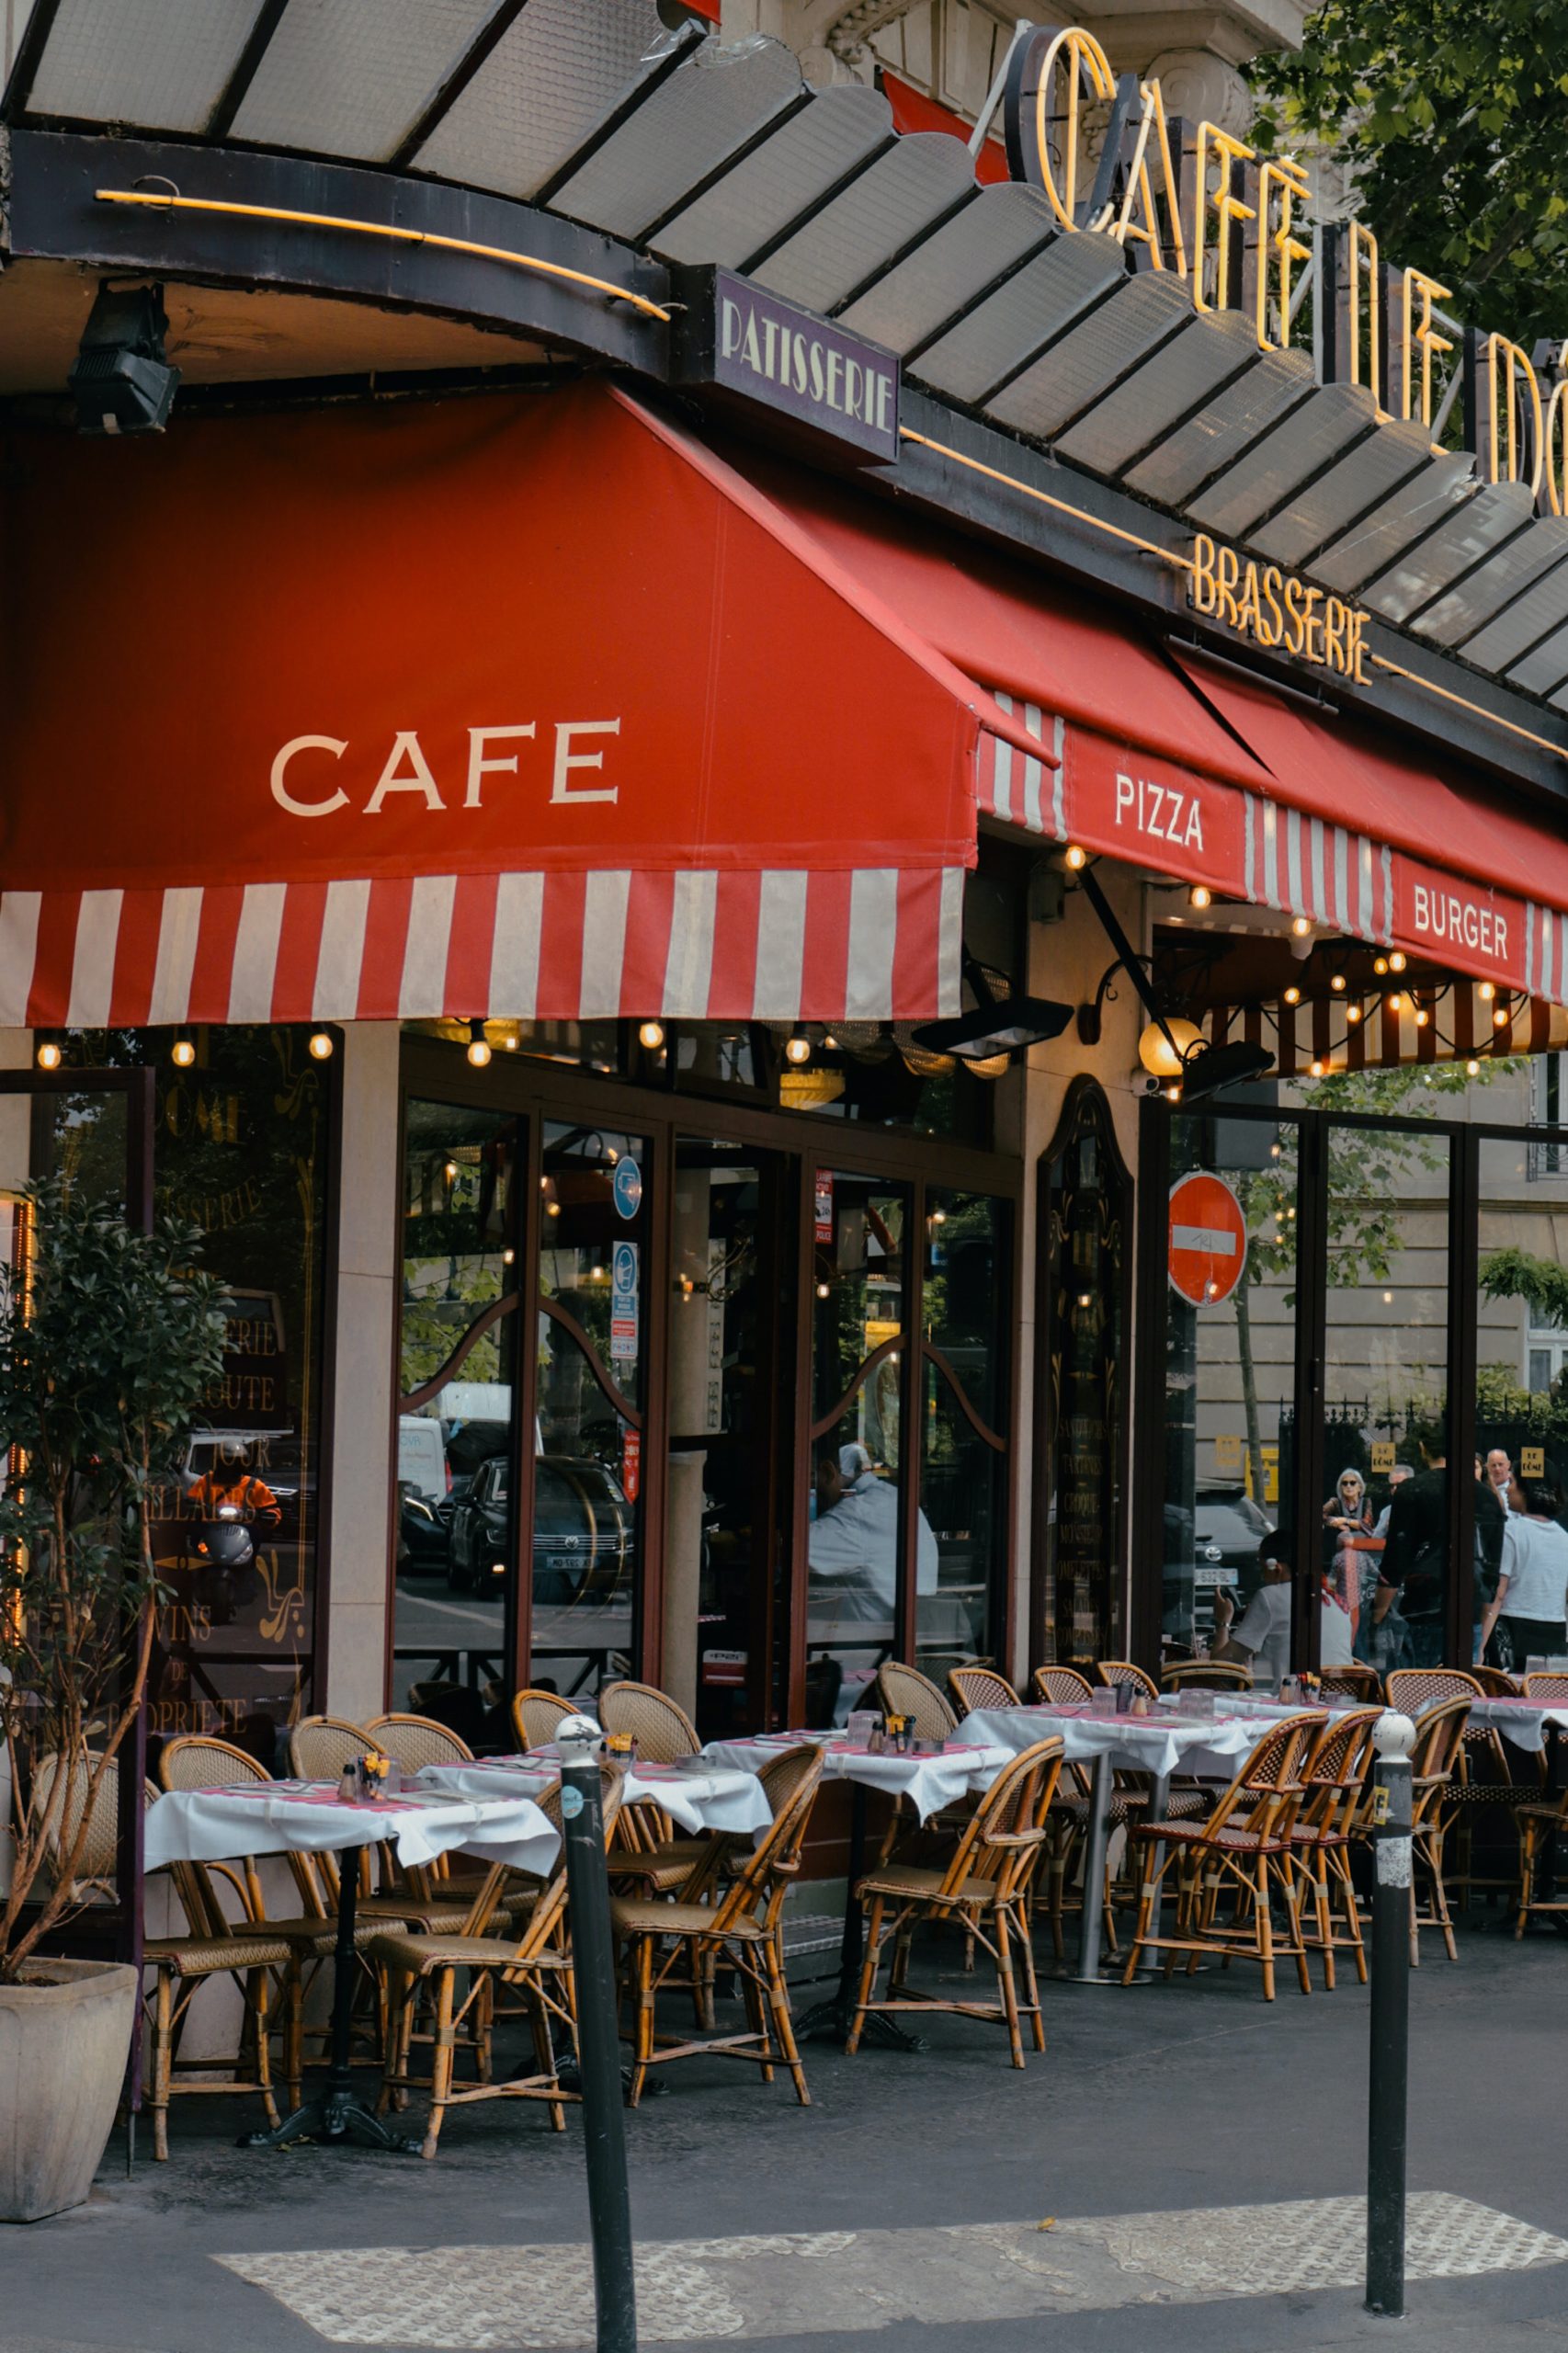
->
xmin=711 ymin=1746 xmax=824 ymax=1938
xmin=159 ymin=1734 xmax=268 ymax=1790
xmin=512 ymin=1688 xmax=575 ymax=1749
xmin=366 ymin=1713 xmax=474 ymax=1772
xmin=1203 ymin=1714 xmax=1315 ymax=1842
xmin=1320 ymin=1666 xmax=1382 ymax=1700
xmin=949 ymin=1665 xmax=1020 ymax=1714
xmin=938 ymin=1738 xmax=1062 ymax=1904
xmin=498 ymin=1768 xmax=624 ymax=1959
xmin=872 ymin=1662 xmax=957 ymax=1740
xmin=1033 ymin=1665 xmax=1093 ymax=1704
xmin=1466 ymin=1665 xmax=1521 ymax=1697
xmin=31 ymin=1753 xmax=155 ymax=1900
xmin=598 ymin=1681 xmax=699 ymax=1762
xmin=1096 ymin=1660 xmax=1158 ymax=1699
xmin=1408 ymin=1697 xmax=1471 ymax=1806
xmin=289 ymin=1715 xmax=376 ymax=1779
xmin=1386 ymin=1669 xmax=1481 ymax=1712
xmin=1160 ymin=1661 xmax=1252 ymax=1691
xmin=1522 ymin=1673 xmax=1568 ymax=1702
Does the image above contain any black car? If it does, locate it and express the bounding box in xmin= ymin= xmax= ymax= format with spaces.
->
xmin=447 ymin=1454 xmax=633 ymax=1600
xmin=1163 ymin=1487 xmax=1271 ymax=1636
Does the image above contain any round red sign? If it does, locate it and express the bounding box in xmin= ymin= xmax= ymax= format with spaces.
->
xmin=1167 ymin=1171 xmax=1248 ymax=1307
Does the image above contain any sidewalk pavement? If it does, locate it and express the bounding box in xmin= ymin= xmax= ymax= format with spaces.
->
xmin=6 ymin=1904 xmax=1566 ymax=2353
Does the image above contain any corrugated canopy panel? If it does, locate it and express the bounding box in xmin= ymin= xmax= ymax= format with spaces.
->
xmin=28 ymin=0 xmax=267 ymax=131
xmin=228 ymin=0 xmax=497 ymax=161
xmin=651 ymin=83 xmax=892 ymax=269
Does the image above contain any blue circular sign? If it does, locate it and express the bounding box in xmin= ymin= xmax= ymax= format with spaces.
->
xmin=612 ymin=1158 xmax=643 ymax=1220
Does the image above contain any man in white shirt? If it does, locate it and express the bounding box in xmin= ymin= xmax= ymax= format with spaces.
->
xmin=1212 ymin=1534 xmax=1297 ymax=1688
xmin=808 ymin=1442 xmax=938 ymax=1620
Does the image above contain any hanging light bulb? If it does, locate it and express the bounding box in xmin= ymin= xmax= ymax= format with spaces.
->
xmin=1346 ymin=1003 xmax=1363 ymax=1025
xmin=1290 ymin=915 xmax=1312 ymax=938
xmin=35 ymin=1040 xmax=61 ymax=1071
xmin=784 ymin=1034 xmax=812 ymax=1066
xmin=171 ymin=1039 xmax=196 ymax=1068
xmin=1309 ymin=1059 xmax=1324 ymax=1077
xmin=1330 ymin=972 xmax=1347 ymax=992
xmin=1187 ymin=884 xmax=1212 ymax=910
xmin=638 ymin=1020 xmax=665 ymax=1051
xmin=1466 ymin=1058 xmax=1481 ymax=1076
xmin=814 ymin=1280 xmax=831 ymax=1300
xmin=1063 ymin=845 xmax=1087 ymax=871
xmin=1479 ymin=980 xmax=1496 ymax=1001
xmin=1414 ymin=1007 xmax=1429 ymax=1029
xmin=1282 ymin=985 xmax=1301 ymax=1006
xmin=466 ymin=1018 xmax=491 ymax=1068
xmin=1137 ymin=1017 xmax=1202 ymax=1077
xmin=1373 ymin=957 xmax=1389 ymax=977
xmin=1494 ymin=1006 xmax=1510 ymax=1029
xmin=1388 ymin=950 xmax=1407 ymax=972
xmin=1387 ymin=992 xmax=1404 ymax=1013
xmin=308 ymin=1031 xmax=334 ymax=1061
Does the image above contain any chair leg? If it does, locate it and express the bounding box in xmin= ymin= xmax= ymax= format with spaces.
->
xmin=994 ymin=1902 xmax=1024 ymax=2070
xmin=1312 ymin=1858 xmax=1336 ymax=1992
xmin=151 ymin=1968 xmax=173 ymax=2163
xmin=765 ymin=1935 xmax=810 ymax=2108
xmin=249 ymin=1968 xmax=281 ymax=2127
xmin=421 ymin=1970 xmax=456 ymax=2161
xmin=1426 ymin=1826 xmax=1459 ymax=1962
xmin=1120 ymin=1848 xmax=1157 ymax=1985
xmin=845 ymin=1896 xmax=886 ymax=2057
xmin=284 ymin=1954 xmax=304 ymax=2110
xmin=1256 ymin=1859 xmax=1276 ymax=2002
xmin=1016 ymin=1901 xmax=1045 ymax=2053
xmin=628 ymin=1934 xmax=655 ymax=2109
xmin=1516 ymin=1821 xmax=1538 ymax=1938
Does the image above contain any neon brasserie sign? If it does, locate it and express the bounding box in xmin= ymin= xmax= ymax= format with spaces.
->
xmin=1001 ymin=25 xmax=1567 ymax=516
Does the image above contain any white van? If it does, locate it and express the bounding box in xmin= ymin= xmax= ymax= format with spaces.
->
xmin=397 ymin=1415 xmax=449 ymax=1501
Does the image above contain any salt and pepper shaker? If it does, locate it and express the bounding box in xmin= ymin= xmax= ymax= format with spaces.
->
xmin=337 ymin=1762 xmax=358 ymax=1804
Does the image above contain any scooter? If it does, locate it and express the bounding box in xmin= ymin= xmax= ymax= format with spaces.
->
xmin=191 ymin=1502 xmax=259 ymax=1621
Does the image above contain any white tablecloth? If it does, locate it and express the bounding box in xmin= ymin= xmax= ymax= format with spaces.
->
xmin=955 ymin=1703 xmax=1313 ymax=1784
xmin=416 ymin=1755 xmax=772 ymax=1839
xmin=144 ymin=1781 xmax=559 ymax=1879
xmin=702 ymin=1733 xmax=1013 ymax=1823
xmin=1467 ymin=1699 xmax=1568 ymax=1755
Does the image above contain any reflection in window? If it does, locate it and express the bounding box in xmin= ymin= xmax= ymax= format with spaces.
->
xmin=919 ymin=1191 xmax=1007 ymax=1681
xmin=395 ymin=1102 xmax=518 ymax=1722
xmin=533 ymin=1122 xmax=646 ymax=1699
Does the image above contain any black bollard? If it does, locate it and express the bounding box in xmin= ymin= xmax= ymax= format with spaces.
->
xmin=557 ymin=1718 xmax=638 ymax=2353
xmin=1365 ymin=1710 xmax=1415 ymax=2319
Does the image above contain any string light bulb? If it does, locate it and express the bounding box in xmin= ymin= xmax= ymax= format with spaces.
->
xmin=172 ymin=1039 xmax=196 ymax=1068
xmin=1063 ymin=845 xmax=1087 ymax=871
xmin=1414 ymin=1007 xmax=1430 ymax=1028
xmin=1388 ymin=950 xmax=1406 ymax=972
xmin=1479 ymin=980 xmax=1496 ymax=1001
xmin=638 ymin=1020 xmax=665 ymax=1051
xmin=1188 ymin=884 xmax=1212 ymax=910
xmin=308 ymin=1031 xmax=334 ymax=1061
xmin=1494 ymin=1006 xmax=1510 ymax=1029
xmin=1373 ymin=957 xmax=1389 ymax=976
xmin=1466 ymin=1058 xmax=1481 ymax=1076
xmin=1387 ymin=992 xmax=1404 ymax=1012
xmin=1346 ymin=1003 xmax=1363 ymax=1024
xmin=1309 ymin=1059 xmax=1324 ymax=1077
xmin=1330 ymin=972 xmax=1347 ymax=992
xmin=35 ymin=1040 xmax=61 ymax=1071
xmin=466 ymin=1018 xmax=491 ymax=1068
xmin=1290 ymin=915 xmax=1312 ymax=938
xmin=1283 ymin=984 xmax=1301 ymax=1006
xmin=783 ymin=1035 xmax=812 ymax=1065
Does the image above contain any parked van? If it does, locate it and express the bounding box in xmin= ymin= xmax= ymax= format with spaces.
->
xmin=397 ymin=1415 xmax=449 ymax=1501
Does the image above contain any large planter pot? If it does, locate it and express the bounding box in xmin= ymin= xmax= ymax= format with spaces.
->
xmin=0 ymin=1958 xmax=137 ymax=2222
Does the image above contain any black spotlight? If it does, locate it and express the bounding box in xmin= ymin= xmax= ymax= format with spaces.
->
xmin=912 ymin=957 xmax=1074 ymax=1062
xmin=1178 ymin=1039 xmax=1274 ymax=1102
xmin=69 ymin=283 xmax=180 ymax=436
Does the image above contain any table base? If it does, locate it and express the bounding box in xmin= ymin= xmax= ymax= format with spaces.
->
xmin=797 ymin=1990 xmax=927 ymax=2052
xmin=243 ymin=2089 xmax=424 ymax=2154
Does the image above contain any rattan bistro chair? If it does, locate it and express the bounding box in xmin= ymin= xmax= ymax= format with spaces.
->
xmin=375 ymin=1775 xmax=621 ymax=2157
xmin=1522 ymin=1672 xmax=1568 ymax=1702
xmin=1320 ymin=1665 xmax=1383 ymax=1701
xmin=365 ymin=1713 xmax=474 ymax=1772
xmin=612 ymin=1744 xmax=824 ymax=2108
xmin=1397 ymin=1697 xmax=1472 ymax=1962
xmin=949 ymin=1665 xmax=1022 ymax=1714
xmin=1034 ymin=1665 xmax=1094 ymax=1704
xmin=1290 ymin=1708 xmax=1381 ymax=1988
xmin=1389 ymin=1667 xmax=1533 ymax=1904
xmin=847 ymin=1738 xmax=1062 ymax=2068
xmin=1096 ymin=1660 xmax=1159 ymax=1700
xmin=36 ymin=1752 xmax=293 ymax=2160
xmin=872 ymin=1661 xmax=959 ymax=1742
xmin=1467 ymin=1665 xmax=1522 ymax=1697
xmin=512 ymin=1688 xmax=576 ymax=1750
xmin=597 ymin=1680 xmax=717 ymax=1893
xmin=1121 ymin=1715 xmax=1318 ymax=2000
xmin=289 ymin=1714 xmax=377 ymax=1779
xmin=598 ymin=1681 xmax=700 ymax=1759
xmin=1161 ymin=1660 xmax=1253 ymax=1692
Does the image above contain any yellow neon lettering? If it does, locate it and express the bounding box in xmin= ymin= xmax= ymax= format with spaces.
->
xmin=1256 ymin=158 xmax=1312 ymax=351
xmin=1399 ymin=267 xmax=1453 ymax=428
xmin=1193 ymin=123 xmax=1256 ymax=316
xmin=1190 ymin=533 xmax=1218 ymax=613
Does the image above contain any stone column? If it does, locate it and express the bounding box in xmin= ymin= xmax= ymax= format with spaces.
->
xmin=322 ymin=1023 xmax=402 ymax=1725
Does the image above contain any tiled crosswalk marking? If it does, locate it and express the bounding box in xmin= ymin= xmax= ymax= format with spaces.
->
xmin=217 ymin=2194 xmax=1568 ymax=2347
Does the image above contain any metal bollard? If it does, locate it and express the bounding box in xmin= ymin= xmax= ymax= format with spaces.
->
xmin=557 ymin=1715 xmax=638 ymax=2353
xmin=1365 ymin=1710 xmax=1415 ymax=2319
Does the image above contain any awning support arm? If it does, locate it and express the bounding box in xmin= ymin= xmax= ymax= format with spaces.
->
xmin=1075 ymin=860 xmax=1181 ymax=1060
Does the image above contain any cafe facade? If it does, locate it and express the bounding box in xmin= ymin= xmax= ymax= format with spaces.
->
xmin=6 ymin=2 xmax=1568 ymax=1766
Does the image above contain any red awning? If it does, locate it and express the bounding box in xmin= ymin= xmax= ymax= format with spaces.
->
xmin=756 ymin=455 xmax=1568 ymax=1005
xmin=0 ymin=382 xmax=1049 ymax=1028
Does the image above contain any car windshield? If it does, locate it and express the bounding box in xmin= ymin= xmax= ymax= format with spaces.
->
xmin=1196 ymin=1498 xmax=1269 ymax=1545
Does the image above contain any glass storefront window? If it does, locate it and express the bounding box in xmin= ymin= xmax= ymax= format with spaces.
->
xmin=1162 ymin=1108 xmax=1296 ymax=1677
xmin=533 ymin=1121 xmax=647 ymax=1699
xmin=918 ymin=1189 xmax=1008 ymax=1683
xmin=1476 ymin=1135 xmax=1568 ymax=1674
xmin=40 ymin=1029 xmax=330 ymax=1768
xmin=808 ymin=1172 xmax=909 ymax=1719
xmin=395 ymin=1100 xmax=519 ymax=1722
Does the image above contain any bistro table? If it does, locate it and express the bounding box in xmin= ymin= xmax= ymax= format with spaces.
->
xmin=702 ymin=1730 xmax=1013 ymax=2049
xmin=957 ymin=1700 xmax=1344 ymax=1983
xmin=416 ymin=1750 xmax=774 ymax=1840
xmin=144 ymin=1779 xmax=557 ymax=2152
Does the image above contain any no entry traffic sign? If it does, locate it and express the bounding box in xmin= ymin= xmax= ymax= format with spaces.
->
xmin=1168 ymin=1171 xmax=1247 ymax=1306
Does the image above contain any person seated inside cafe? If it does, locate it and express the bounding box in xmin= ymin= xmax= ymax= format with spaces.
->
xmin=808 ymin=1441 xmax=937 ymax=1620
xmin=1211 ymin=1532 xmax=1295 ymax=1688
xmin=1479 ymin=1472 xmax=1568 ymax=1670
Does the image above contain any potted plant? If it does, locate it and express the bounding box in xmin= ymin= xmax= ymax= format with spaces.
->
xmin=0 ymin=1177 xmax=226 ymax=2221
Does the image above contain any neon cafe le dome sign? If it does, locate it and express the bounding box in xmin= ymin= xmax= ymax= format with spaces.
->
xmin=1000 ymin=24 xmax=1567 ymax=516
